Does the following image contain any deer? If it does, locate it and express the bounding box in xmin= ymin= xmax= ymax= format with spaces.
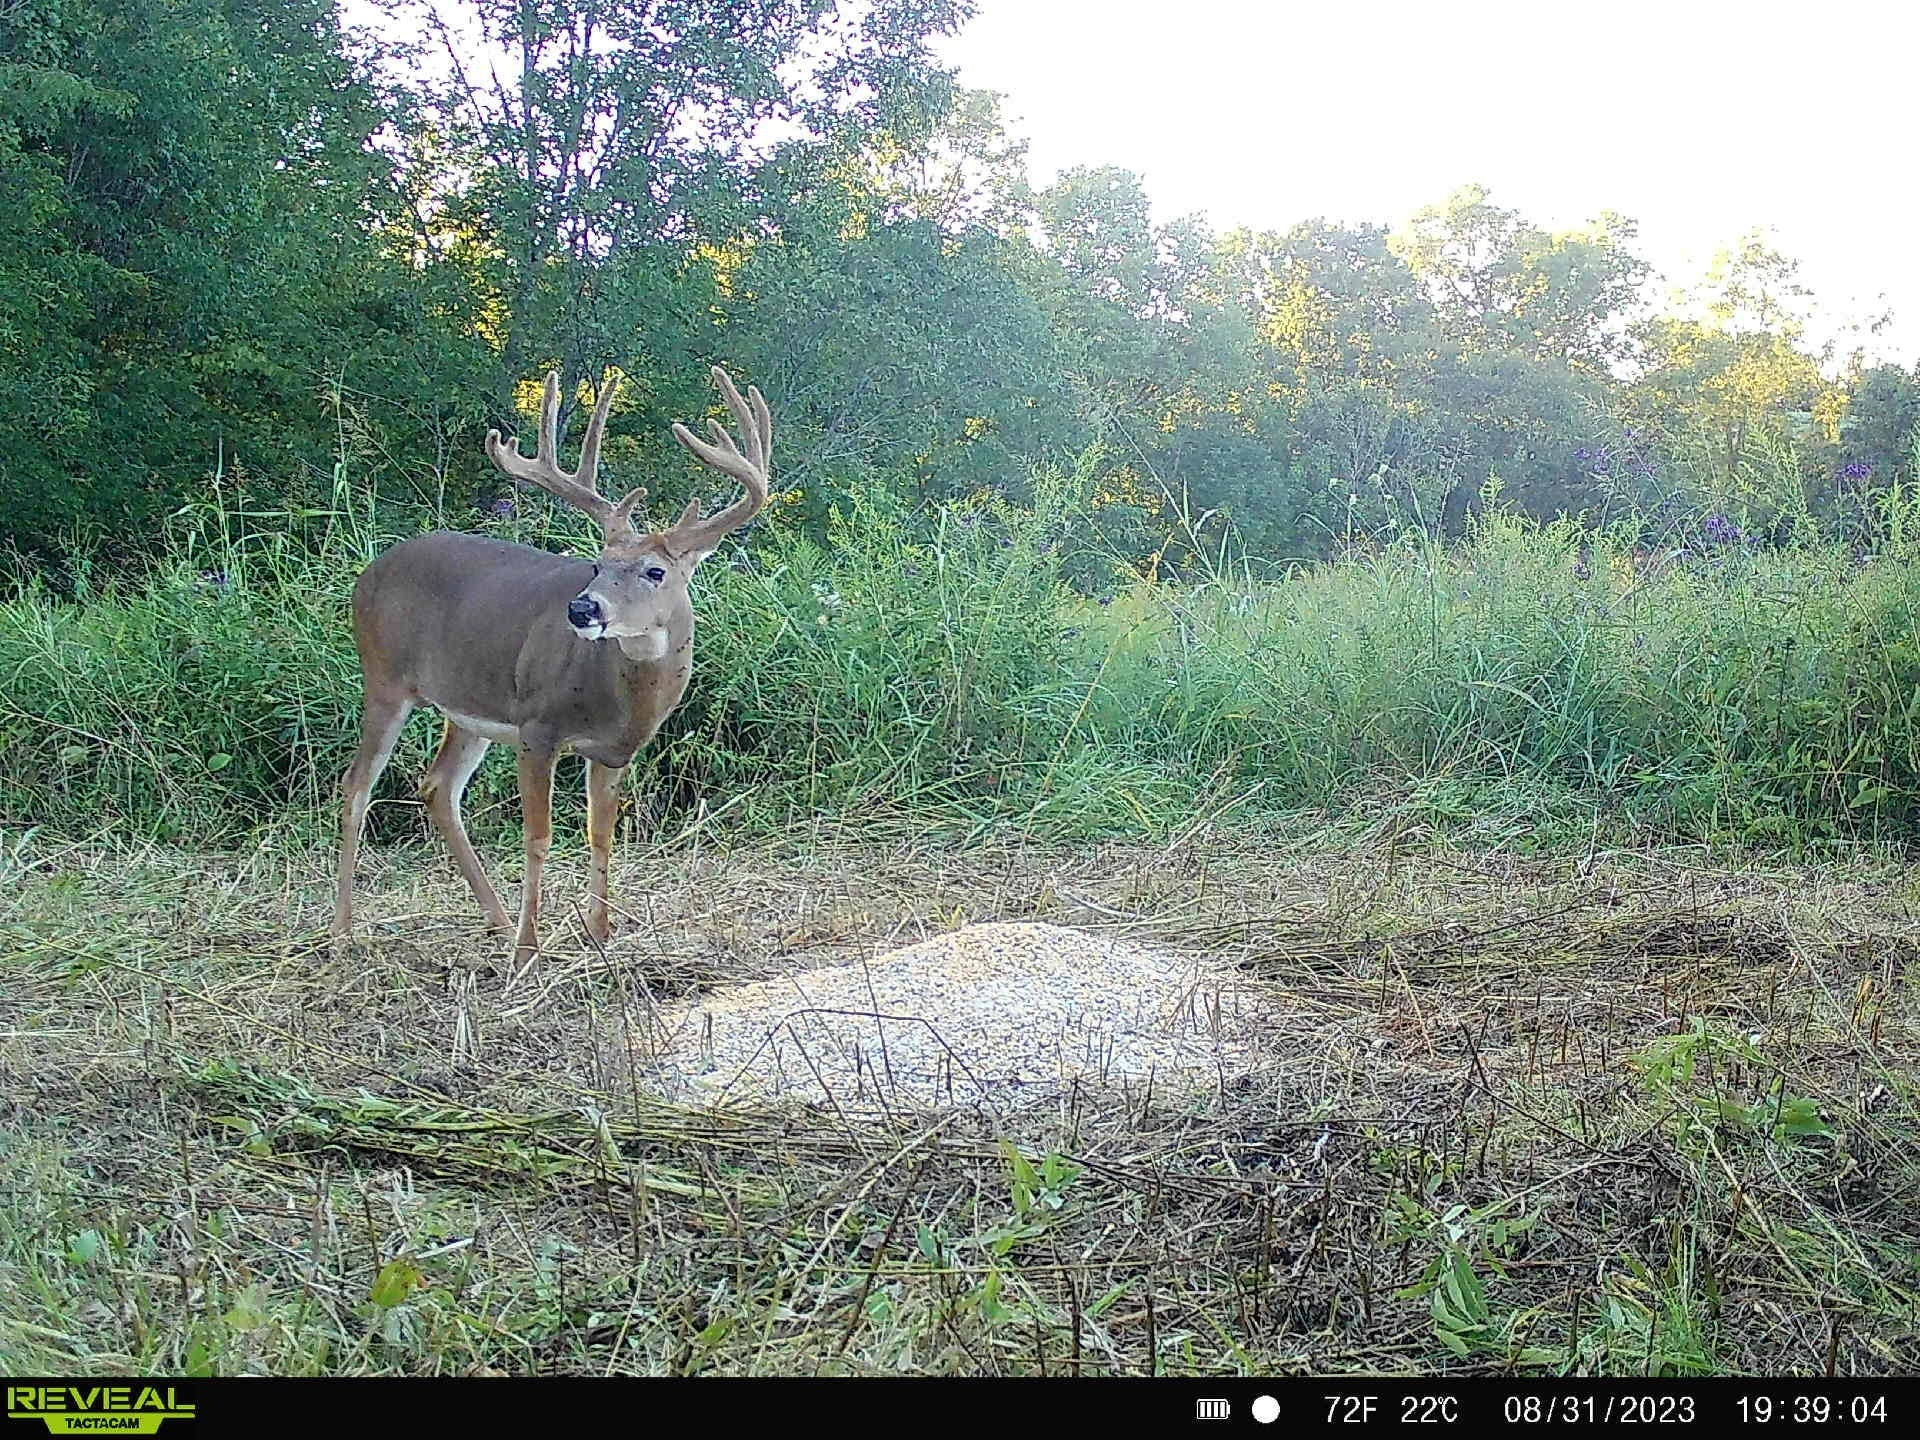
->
xmin=331 ymin=364 xmax=772 ymax=962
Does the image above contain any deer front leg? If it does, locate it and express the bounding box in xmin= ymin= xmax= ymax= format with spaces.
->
xmin=585 ymin=760 xmax=625 ymax=943
xmin=420 ymin=718 xmax=511 ymax=933
xmin=513 ymin=742 xmax=559 ymax=964
xmin=332 ymin=691 xmax=413 ymax=947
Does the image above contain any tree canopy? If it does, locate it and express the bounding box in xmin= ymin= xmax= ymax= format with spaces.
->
xmin=3 ymin=1 xmax=1916 ymax=572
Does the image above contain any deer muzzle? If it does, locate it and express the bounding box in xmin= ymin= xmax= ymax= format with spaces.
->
xmin=568 ymin=594 xmax=603 ymax=635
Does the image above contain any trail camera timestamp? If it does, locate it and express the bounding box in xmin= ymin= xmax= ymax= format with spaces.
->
xmin=1736 ymin=1396 xmax=1891 ymax=1424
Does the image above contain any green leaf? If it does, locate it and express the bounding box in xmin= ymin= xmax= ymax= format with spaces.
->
xmin=1443 ymin=1253 xmax=1478 ymax=1313
xmin=205 ymin=753 xmax=232 ymax=773
xmin=1002 ymin=1138 xmax=1039 ymax=1215
xmin=1088 ymin=1281 xmax=1130 ymax=1317
xmin=66 ymin=1229 xmax=104 ymax=1264
xmin=978 ymin=1269 xmax=1011 ymax=1324
xmin=184 ymin=1337 xmax=216 ymax=1378
xmin=1774 ymin=1096 xmax=1831 ymax=1137
xmin=369 ymin=1258 xmax=425 ymax=1309
xmin=224 ymin=1284 xmax=269 ymax=1333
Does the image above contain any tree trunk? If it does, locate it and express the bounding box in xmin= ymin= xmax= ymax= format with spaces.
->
xmin=496 ymin=3 xmax=545 ymax=429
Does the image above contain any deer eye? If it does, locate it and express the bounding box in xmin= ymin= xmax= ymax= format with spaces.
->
xmin=644 ymin=566 xmax=667 ymax=583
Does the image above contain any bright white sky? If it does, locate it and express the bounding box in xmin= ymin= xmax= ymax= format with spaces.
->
xmin=935 ymin=0 xmax=1919 ymax=366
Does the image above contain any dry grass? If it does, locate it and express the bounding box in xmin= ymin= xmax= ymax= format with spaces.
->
xmin=2 ymin=823 xmax=1918 ymax=1376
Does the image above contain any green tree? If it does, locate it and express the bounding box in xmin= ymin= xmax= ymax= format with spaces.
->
xmin=0 ymin=0 xmax=419 ymax=561
xmin=1392 ymin=183 xmax=1649 ymax=371
xmin=398 ymin=0 xmax=972 ymax=445
xmin=1628 ymin=232 xmax=1842 ymax=528
xmin=1838 ymin=363 xmax=1920 ymax=483
xmin=1026 ymin=168 xmax=1270 ymax=562
xmin=847 ymin=86 xmax=1035 ymax=237
xmin=722 ymin=210 xmax=1074 ymax=524
xmin=1210 ymin=211 xmax=1617 ymax=545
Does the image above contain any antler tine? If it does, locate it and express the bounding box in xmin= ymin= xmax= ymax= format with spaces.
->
xmin=667 ymin=365 xmax=774 ymax=553
xmin=671 ymin=369 xmax=762 ymax=483
xmin=576 ymin=371 xmax=619 ymax=485
xmin=484 ymin=370 xmax=641 ymax=540
xmin=537 ymin=372 xmax=561 ymax=475
xmin=609 ymin=486 xmax=648 ymax=534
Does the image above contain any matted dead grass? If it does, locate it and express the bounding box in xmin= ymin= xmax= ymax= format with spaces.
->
xmin=2 ymin=824 xmax=1918 ymax=1376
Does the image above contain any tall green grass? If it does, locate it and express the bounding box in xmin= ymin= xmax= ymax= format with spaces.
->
xmin=1081 ymin=510 xmax=1920 ymax=845
xmin=6 ymin=472 xmax=1920 ymax=851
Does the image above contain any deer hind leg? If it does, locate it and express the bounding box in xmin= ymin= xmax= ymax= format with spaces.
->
xmin=513 ymin=743 xmax=559 ymax=964
xmin=333 ymin=689 xmax=414 ymax=944
xmin=584 ymin=760 xmax=626 ymax=943
xmin=420 ymin=718 xmax=510 ymax=933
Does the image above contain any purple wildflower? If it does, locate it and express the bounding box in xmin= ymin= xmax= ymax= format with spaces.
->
xmin=1703 ymin=514 xmax=1744 ymax=546
xmin=488 ymin=496 xmax=517 ymax=518
xmin=198 ymin=570 xmax=230 ymax=591
xmin=1838 ymin=459 xmax=1874 ymax=482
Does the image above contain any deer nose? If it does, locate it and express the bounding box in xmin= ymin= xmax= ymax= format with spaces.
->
xmin=568 ymin=595 xmax=599 ymax=627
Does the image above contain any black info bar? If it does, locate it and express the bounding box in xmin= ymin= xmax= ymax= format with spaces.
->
xmin=3 ymin=1378 xmax=1911 ymax=1434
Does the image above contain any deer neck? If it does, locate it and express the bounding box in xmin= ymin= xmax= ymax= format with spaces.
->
xmin=612 ymin=611 xmax=692 ymax=672
xmin=615 ymin=629 xmax=673 ymax=664
xmin=587 ymin=616 xmax=691 ymax=761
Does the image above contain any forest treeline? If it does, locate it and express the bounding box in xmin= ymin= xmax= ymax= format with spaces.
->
xmin=5 ymin=0 xmax=1918 ymax=575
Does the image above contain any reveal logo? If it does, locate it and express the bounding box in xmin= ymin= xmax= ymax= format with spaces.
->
xmin=5 ymin=1387 xmax=196 ymax=1436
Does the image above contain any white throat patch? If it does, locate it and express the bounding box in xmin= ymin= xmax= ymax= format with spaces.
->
xmin=617 ymin=627 xmax=671 ymax=661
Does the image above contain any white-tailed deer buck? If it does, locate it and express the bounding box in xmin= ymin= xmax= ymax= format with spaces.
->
xmin=332 ymin=365 xmax=772 ymax=961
